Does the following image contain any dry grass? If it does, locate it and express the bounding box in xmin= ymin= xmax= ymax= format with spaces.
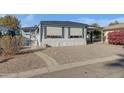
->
xmin=0 ymin=35 xmax=23 ymax=55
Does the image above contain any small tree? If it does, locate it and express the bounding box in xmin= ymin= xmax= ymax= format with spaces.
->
xmin=91 ymin=23 xmax=100 ymax=27
xmin=0 ymin=15 xmax=21 ymax=30
xmin=0 ymin=15 xmax=22 ymax=55
xmin=109 ymin=21 xmax=120 ymax=26
xmin=91 ymin=23 xmax=101 ymax=38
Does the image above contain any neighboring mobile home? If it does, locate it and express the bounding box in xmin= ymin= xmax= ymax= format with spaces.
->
xmin=0 ymin=25 xmax=19 ymax=36
xmin=36 ymin=21 xmax=88 ymax=47
xmin=103 ymin=23 xmax=124 ymax=43
xmin=21 ymin=27 xmax=37 ymax=46
xmin=0 ymin=25 xmax=19 ymax=52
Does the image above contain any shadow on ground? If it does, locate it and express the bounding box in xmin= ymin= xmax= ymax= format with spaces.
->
xmin=0 ymin=57 xmax=14 ymax=63
xmin=16 ymin=48 xmax=46 ymax=55
xmin=106 ymin=54 xmax=124 ymax=68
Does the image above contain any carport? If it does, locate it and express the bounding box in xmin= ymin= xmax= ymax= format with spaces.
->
xmin=87 ymin=26 xmax=103 ymax=44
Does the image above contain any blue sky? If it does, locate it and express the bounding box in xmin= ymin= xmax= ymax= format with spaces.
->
xmin=1 ymin=14 xmax=124 ymax=27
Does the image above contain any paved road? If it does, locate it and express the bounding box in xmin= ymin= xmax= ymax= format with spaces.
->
xmin=32 ymin=60 xmax=124 ymax=78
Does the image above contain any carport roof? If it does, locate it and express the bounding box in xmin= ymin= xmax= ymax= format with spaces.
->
xmin=22 ymin=27 xmax=37 ymax=32
xmin=40 ymin=21 xmax=89 ymax=28
xmin=0 ymin=25 xmax=14 ymax=31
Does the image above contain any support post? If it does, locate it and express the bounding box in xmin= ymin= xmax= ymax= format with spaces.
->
xmin=84 ymin=28 xmax=87 ymax=44
xmin=101 ymin=30 xmax=104 ymax=43
xmin=38 ymin=24 xmax=42 ymax=46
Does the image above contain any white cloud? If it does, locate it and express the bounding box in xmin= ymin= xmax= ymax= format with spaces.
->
xmin=25 ymin=15 xmax=34 ymax=21
xmin=21 ymin=14 xmax=35 ymax=27
xmin=74 ymin=17 xmax=96 ymax=24
xmin=71 ymin=17 xmax=124 ymax=27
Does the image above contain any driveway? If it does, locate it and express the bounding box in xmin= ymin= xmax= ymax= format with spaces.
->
xmin=42 ymin=43 xmax=124 ymax=64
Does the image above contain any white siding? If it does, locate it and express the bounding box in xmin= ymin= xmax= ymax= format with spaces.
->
xmin=47 ymin=27 xmax=62 ymax=36
xmin=37 ymin=25 xmax=87 ymax=47
xmin=70 ymin=28 xmax=82 ymax=36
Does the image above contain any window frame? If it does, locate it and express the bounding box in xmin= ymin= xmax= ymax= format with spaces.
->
xmin=45 ymin=26 xmax=64 ymax=39
xmin=69 ymin=28 xmax=84 ymax=38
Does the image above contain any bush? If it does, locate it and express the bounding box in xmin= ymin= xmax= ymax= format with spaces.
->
xmin=0 ymin=35 xmax=22 ymax=55
xmin=108 ymin=31 xmax=124 ymax=45
xmin=18 ymin=35 xmax=24 ymax=49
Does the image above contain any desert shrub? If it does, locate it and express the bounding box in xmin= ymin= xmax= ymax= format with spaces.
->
xmin=0 ymin=35 xmax=20 ymax=55
xmin=17 ymin=34 xmax=23 ymax=49
xmin=108 ymin=31 xmax=124 ymax=45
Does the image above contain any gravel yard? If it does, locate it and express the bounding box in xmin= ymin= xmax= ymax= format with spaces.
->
xmin=42 ymin=43 xmax=124 ymax=64
xmin=0 ymin=53 xmax=46 ymax=74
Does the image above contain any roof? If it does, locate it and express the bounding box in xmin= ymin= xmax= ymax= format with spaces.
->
xmin=103 ymin=23 xmax=124 ymax=31
xmin=22 ymin=27 xmax=37 ymax=32
xmin=88 ymin=26 xmax=103 ymax=30
xmin=0 ymin=25 xmax=18 ymax=31
xmin=0 ymin=25 xmax=20 ymax=35
xmin=0 ymin=25 xmax=14 ymax=32
xmin=40 ymin=21 xmax=89 ymax=28
xmin=0 ymin=25 xmax=8 ymax=31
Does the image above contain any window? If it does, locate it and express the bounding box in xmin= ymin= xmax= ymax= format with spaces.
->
xmin=45 ymin=26 xmax=64 ymax=39
xmin=69 ymin=28 xmax=84 ymax=38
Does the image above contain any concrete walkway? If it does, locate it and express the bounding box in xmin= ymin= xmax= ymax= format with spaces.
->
xmin=0 ymin=53 xmax=123 ymax=78
xmin=34 ymin=52 xmax=59 ymax=67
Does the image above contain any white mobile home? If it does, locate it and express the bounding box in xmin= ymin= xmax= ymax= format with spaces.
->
xmin=36 ymin=21 xmax=88 ymax=47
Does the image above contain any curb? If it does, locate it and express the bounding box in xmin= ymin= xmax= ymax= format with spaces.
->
xmin=0 ymin=55 xmax=122 ymax=78
xmin=0 ymin=67 xmax=48 ymax=78
xmin=47 ymin=55 xmax=122 ymax=72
